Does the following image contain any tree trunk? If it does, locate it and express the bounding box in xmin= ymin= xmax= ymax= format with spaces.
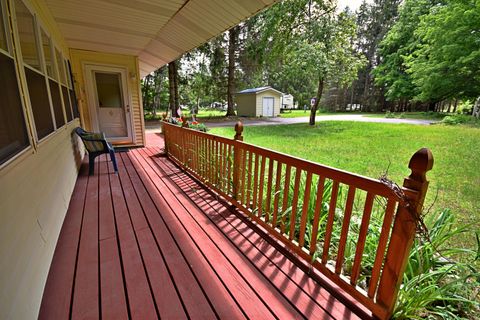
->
xmin=473 ymin=97 xmax=480 ymax=118
xmin=309 ymin=77 xmax=325 ymax=126
xmin=226 ymin=26 xmax=239 ymax=117
xmin=168 ymin=62 xmax=178 ymax=117
xmin=143 ymin=74 xmax=152 ymax=110
xmin=174 ymin=61 xmax=180 ymax=113
xmin=153 ymin=70 xmax=163 ymax=118
xmin=453 ymin=99 xmax=458 ymax=113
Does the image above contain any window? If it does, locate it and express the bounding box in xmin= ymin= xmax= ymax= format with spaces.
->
xmin=0 ymin=3 xmax=7 ymax=51
xmin=63 ymin=85 xmax=73 ymax=122
xmin=40 ymin=29 xmax=53 ymax=78
xmin=24 ymin=67 xmax=53 ymax=138
xmin=0 ymin=1 xmax=30 ymax=165
xmin=49 ymin=78 xmax=64 ymax=128
xmin=15 ymin=0 xmax=40 ymax=71
xmin=55 ymin=48 xmax=66 ymax=85
xmin=66 ymin=60 xmax=79 ymax=118
xmin=46 ymin=47 xmax=66 ymax=128
xmin=15 ymin=0 xmax=54 ymax=139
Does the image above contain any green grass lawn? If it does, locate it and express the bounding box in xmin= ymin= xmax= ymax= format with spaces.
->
xmin=210 ymin=121 xmax=480 ymax=249
xmin=363 ymin=111 xmax=450 ymax=120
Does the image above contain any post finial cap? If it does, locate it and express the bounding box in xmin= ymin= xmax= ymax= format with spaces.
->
xmin=408 ymin=148 xmax=434 ymax=181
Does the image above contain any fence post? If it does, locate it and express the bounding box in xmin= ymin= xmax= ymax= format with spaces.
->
xmin=232 ymin=122 xmax=244 ymax=200
xmin=376 ymin=148 xmax=433 ymax=318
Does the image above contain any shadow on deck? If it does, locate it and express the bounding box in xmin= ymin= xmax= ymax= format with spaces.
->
xmin=39 ymin=133 xmax=369 ymax=319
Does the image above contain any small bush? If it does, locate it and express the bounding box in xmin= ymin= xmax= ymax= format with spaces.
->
xmin=385 ymin=111 xmax=396 ymax=118
xmin=394 ymin=209 xmax=480 ymax=319
xmin=441 ymin=115 xmax=480 ymax=127
xmin=399 ymin=112 xmax=406 ymax=119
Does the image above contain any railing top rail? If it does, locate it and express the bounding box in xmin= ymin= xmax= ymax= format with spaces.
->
xmin=163 ymin=121 xmax=403 ymax=200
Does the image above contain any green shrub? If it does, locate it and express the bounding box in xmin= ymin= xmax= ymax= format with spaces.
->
xmin=385 ymin=111 xmax=396 ymax=118
xmin=441 ymin=115 xmax=480 ymax=127
xmin=393 ymin=209 xmax=480 ymax=319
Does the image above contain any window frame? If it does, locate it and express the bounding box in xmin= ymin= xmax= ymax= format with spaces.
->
xmin=62 ymin=57 xmax=75 ymax=122
xmin=11 ymin=0 xmax=62 ymax=143
xmin=0 ymin=0 xmax=34 ymax=170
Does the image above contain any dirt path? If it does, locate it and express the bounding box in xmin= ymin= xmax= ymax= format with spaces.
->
xmin=145 ymin=114 xmax=437 ymax=131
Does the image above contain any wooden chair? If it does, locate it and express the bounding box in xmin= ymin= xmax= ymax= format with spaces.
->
xmin=75 ymin=127 xmax=118 ymax=175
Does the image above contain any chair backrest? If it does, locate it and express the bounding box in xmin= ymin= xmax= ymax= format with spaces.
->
xmin=74 ymin=127 xmax=107 ymax=153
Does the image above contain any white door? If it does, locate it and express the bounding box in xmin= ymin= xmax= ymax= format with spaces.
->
xmin=262 ymin=97 xmax=274 ymax=117
xmin=85 ymin=64 xmax=133 ymax=143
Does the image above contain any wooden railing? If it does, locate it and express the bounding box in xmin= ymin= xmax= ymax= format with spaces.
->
xmin=162 ymin=121 xmax=433 ymax=320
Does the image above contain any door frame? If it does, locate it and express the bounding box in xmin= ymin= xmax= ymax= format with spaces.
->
xmin=84 ymin=63 xmax=134 ymax=144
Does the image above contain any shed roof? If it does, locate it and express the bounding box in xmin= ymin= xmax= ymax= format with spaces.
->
xmin=237 ymin=86 xmax=283 ymax=95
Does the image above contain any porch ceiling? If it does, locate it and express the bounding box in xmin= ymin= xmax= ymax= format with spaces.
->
xmin=44 ymin=0 xmax=277 ymax=77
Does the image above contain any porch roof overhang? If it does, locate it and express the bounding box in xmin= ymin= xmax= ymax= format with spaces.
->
xmin=44 ymin=0 xmax=277 ymax=78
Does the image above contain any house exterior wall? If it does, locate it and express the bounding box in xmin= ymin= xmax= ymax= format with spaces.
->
xmin=0 ymin=121 xmax=83 ymax=320
xmin=70 ymin=49 xmax=145 ymax=146
xmin=256 ymin=90 xmax=281 ymax=117
xmin=235 ymin=94 xmax=257 ymax=116
xmin=0 ymin=0 xmax=83 ymax=319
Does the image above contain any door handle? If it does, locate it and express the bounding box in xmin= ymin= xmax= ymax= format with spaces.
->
xmin=126 ymin=105 xmax=130 ymax=113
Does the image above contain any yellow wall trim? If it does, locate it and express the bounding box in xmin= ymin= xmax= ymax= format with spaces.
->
xmin=70 ymin=49 xmax=144 ymax=146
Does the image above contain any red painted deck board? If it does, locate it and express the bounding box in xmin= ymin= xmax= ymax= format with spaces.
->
xmin=39 ymin=133 xmax=366 ymax=320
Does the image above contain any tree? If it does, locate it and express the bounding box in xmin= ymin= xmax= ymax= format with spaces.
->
xmin=406 ymin=0 xmax=480 ymax=103
xmin=374 ymin=0 xmax=437 ymax=107
xmin=152 ymin=66 xmax=167 ymax=117
xmin=354 ymin=0 xmax=401 ymax=111
xmin=227 ymin=26 xmax=240 ymax=116
xmin=168 ymin=60 xmax=180 ymax=117
xmin=257 ymin=0 xmax=365 ymax=125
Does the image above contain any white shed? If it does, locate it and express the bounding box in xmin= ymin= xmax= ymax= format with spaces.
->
xmin=235 ymin=86 xmax=283 ymax=117
xmin=281 ymin=94 xmax=294 ymax=109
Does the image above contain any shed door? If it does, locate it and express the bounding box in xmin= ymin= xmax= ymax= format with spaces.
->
xmin=262 ymin=97 xmax=274 ymax=117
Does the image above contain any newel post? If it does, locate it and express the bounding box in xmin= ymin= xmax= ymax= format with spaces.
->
xmin=181 ymin=116 xmax=189 ymax=128
xmin=162 ymin=119 xmax=168 ymax=155
xmin=376 ymin=148 xmax=434 ymax=318
xmin=232 ymin=122 xmax=244 ymax=200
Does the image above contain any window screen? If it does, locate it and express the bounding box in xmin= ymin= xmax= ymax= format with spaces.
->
xmin=49 ymin=79 xmax=65 ymax=128
xmin=41 ymin=29 xmax=54 ymax=78
xmin=25 ymin=67 xmax=54 ymax=139
xmin=55 ymin=48 xmax=66 ymax=85
xmin=62 ymin=85 xmax=73 ymax=122
xmin=95 ymin=72 xmax=123 ymax=108
xmin=0 ymin=51 xmax=30 ymax=165
xmin=0 ymin=3 xmax=7 ymax=52
xmin=67 ymin=61 xmax=79 ymax=118
xmin=15 ymin=0 xmax=41 ymax=71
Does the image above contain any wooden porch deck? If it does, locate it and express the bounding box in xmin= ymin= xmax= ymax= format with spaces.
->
xmin=39 ymin=133 xmax=369 ymax=320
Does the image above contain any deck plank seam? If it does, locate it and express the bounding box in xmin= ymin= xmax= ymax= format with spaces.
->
xmin=68 ymin=161 xmax=91 ymax=320
xmin=117 ymin=152 xmax=193 ymax=319
xmin=151 ymin=149 xmax=339 ymax=320
xmin=127 ymin=150 xmax=237 ymax=320
xmin=130 ymin=149 xmax=261 ymax=319
xmin=104 ymin=156 xmax=132 ymax=319
xmin=136 ymin=148 xmax=301 ymax=319
xmin=160 ymin=158 xmax=344 ymax=319
xmin=115 ymin=153 xmax=162 ymax=319
xmin=156 ymin=150 xmax=373 ymax=319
